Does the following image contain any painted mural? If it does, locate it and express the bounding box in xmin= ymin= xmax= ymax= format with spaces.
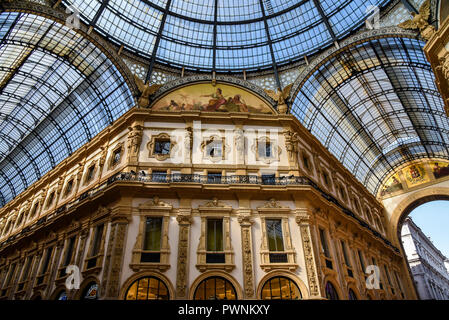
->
xmin=431 ymin=161 xmax=449 ymax=179
xmin=402 ymin=164 xmax=429 ymax=188
xmin=151 ymin=83 xmax=274 ymax=114
xmin=380 ymin=174 xmax=403 ymax=197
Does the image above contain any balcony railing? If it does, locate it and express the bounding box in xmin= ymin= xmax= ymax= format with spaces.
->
xmin=0 ymin=171 xmax=399 ymax=254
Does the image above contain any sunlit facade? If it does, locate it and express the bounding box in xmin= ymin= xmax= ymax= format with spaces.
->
xmin=0 ymin=0 xmax=448 ymax=300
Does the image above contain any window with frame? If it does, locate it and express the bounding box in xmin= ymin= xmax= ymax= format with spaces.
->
xmin=319 ymin=228 xmax=333 ymax=269
xmin=111 ymin=147 xmax=122 ymax=167
xmin=338 ymin=185 xmax=346 ymax=201
xmin=30 ymin=202 xmax=39 ymax=218
xmin=46 ymin=191 xmax=55 ymax=209
xmin=206 ymin=219 xmax=224 ymax=263
xmin=266 ymin=219 xmax=287 ymax=263
xmin=384 ymin=264 xmax=395 ymax=295
xmin=206 ymin=139 xmax=223 ymax=158
xmin=302 ymin=153 xmax=310 ymax=170
xmin=1 ymin=262 xmax=16 ymax=296
xmin=258 ymin=140 xmax=272 ymax=158
xmin=261 ymin=174 xmax=276 ymax=185
xmin=36 ymin=247 xmax=53 ymax=285
xmin=357 ymin=250 xmax=366 ymax=279
xmin=125 ymin=276 xmax=169 ymax=300
xmin=64 ymin=179 xmax=74 ymax=197
xmin=261 ymin=276 xmax=301 ymax=300
xmin=207 ymin=172 xmax=222 ymax=184
xmin=322 ymin=171 xmax=330 ymax=186
xmin=193 ymin=276 xmax=237 ymax=300
xmin=151 ymin=170 xmax=167 ymax=182
xmin=17 ymin=256 xmax=33 ymax=291
xmin=141 ymin=217 xmax=162 ymax=263
xmin=340 ymin=240 xmax=353 ymax=277
xmin=371 ymin=257 xmax=383 ymax=290
xmin=59 ymin=236 xmax=76 ymax=278
xmin=394 ymin=271 xmax=405 ymax=298
xmin=86 ymin=224 xmax=104 ymax=270
xmin=154 ymin=139 xmax=171 ymax=155
xmin=86 ymin=164 xmax=95 ymax=183
xmin=325 ymin=281 xmax=339 ymax=300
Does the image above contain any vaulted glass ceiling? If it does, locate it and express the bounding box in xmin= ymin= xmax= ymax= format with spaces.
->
xmin=0 ymin=12 xmax=134 ymax=207
xmin=291 ymin=37 xmax=448 ymax=195
xmin=62 ymin=0 xmax=390 ymax=72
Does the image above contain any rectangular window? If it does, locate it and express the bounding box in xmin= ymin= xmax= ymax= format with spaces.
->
xmin=86 ymin=165 xmax=95 ymax=182
xmin=258 ymin=141 xmax=272 ymax=158
xmin=46 ymin=191 xmax=55 ymax=208
xmin=394 ymin=271 xmax=405 ymax=298
xmin=302 ymin=154 xmax=310 ymax=169
xmin=266 ymin=219 xmax=284 ymax=251
xmin=36 ymin=247 xmax=53 ymax=285
xmin=266 ymin=219 xmax=287 ymax=263
xmin=152 ymin=170 xmax=167 ymax=182
xmin=86 ymin=225 xmax=104 ymax=269
xmin=154 ymin=140 xmax=171 ymax=155
xmin=261 ymin=174 xmax=275 ymax=185
xmin=358 ymin=250 xmax=366 ymax=277
xmin=30 ymin=202 xmax=39 ymax=217
xmin=207 ymin=172 xmax=222 ymax=184
xmin=319 ymin=228 xmax=333 ymax=269
xmin=141 ymin=217 xmax=162 ymax=263
xmin=341 ymin=240 xmax=351 ymax=267
xmin=65 ymin=179 xmax=73 ymax=196
xmin=63 ymin=236 xmax=76 ymax=267
xmin=4 ymin=263 xmax=16 ymax=288
xmin=21 ymin=257 xmax=32 ymax=282
xmin=207 ymin=219 xmax=223 ymax=252
xmin=323 ymin=172 xmax=329 ymax=186
xmin=206 ymin=140 xmax=222 ymax=157
xmin=112 ymin=148 xmax=121 ymax=166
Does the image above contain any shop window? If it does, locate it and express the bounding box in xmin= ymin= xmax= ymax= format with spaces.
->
xmin=125 ymin=277 xmax=169 ymax=300
xmin=261 ymin=276 xmax=301 ymax=300
xmin=193 ymin=276 xmax=236 ymax=300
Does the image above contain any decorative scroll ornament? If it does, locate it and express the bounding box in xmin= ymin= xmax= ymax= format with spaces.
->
xmin=398 ymin=0 xmax=435 ymax=41
xmin=134 ymin=74 xmax=162 ymax=108
xmin=264 ymin=83 xmax=293 ymax=114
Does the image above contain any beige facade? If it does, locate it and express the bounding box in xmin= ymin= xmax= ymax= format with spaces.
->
xmin=0 ymin=84 xmax=413 ymax=300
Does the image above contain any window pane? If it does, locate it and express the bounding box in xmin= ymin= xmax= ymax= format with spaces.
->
xmin=266 ymin=219 xmax=284 ymax=251
xmin=137 ymin=278 xmax=149 ymax=300
xmin=143 ymin=217 xmax=162 ymax=251
xmin=207 ymin=219 xmax=223 ymax=251
xmin=126 ymin=282 xmax=138 ymax=300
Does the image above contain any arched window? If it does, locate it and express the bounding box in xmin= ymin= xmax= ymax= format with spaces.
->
xmin=261 ymin=276 xmax=301 ymax=300
xmin=348 ymin=289 xmax=357 ymax=300
xmin=57 ymin=291 xmax=67 ymax=300
xmin=125 ymin=276 xmax=169 ymax=300
xmin=325 ymin=281 xmax=339 ymax=300
xmin=193 ymin=276 xmax=236 ymax=300
xmin=81 ymin=282 xmax=99 ymax=300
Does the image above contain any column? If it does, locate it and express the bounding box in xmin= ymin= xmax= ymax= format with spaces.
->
xmin=237 ymin=209 xmax=255 ymax=299
xmin=175 ymin=208 xmax=192 ymax=299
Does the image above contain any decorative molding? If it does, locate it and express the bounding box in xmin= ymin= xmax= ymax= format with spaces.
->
xmin=147 ymin=132 xmax=177 ymax=161
xmin=175 ymin=211 xmax=192 ymax=298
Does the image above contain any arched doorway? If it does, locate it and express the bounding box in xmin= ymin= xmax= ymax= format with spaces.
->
xmin=400 ymin=200 xmax=449 ymax=300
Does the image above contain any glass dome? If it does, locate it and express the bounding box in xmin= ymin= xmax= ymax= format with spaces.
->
xmin=63 ymin=0 xmax=391 ymax=72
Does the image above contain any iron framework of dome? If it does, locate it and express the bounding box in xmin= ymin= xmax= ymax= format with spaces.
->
xmin=0 ymin=11 xmax=134 ymax=206
xmin=291 ymin=35 xmax=448 ymax=195
xmin=62 ymin=0 xmax=391 ymax=74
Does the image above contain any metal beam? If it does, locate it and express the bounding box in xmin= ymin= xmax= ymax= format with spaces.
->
xmin=145 ymin=0 xmax=172 ymax=84
xmin=90 ymin=0 xmax=110 ymax=28
xmin=212 ymin=0 xmax=218 ymax=72
xmin=258 ymin=0 xmax=282 ymax=91
xmin=312 ymin=0 xmax=337 ymax=42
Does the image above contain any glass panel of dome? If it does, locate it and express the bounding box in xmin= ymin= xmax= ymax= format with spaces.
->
xmin=262 ymin=0 xmax=298 ymax=14
xmin=163 ymin=15 xmax=214 ymax=47
xmin=217 ymin=22 xmax=267 ymax=48
xmin=217 ymin=0 xmax=262 ymax=22
xmin=64 ymin=0 xmax=101 ymax=22
xmin=158 ymin=39 xmax=213 ymax=70
xmin=216 ymin=45 xmax=272 ymax=71
xmin=171 ymin=0 xmax=215 ymax=21
xmin=97 ymin=4 xmax=161 ymax=55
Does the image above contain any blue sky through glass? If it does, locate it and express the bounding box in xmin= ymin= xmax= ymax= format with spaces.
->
xmin=409 ymin=200 xmax=449 ymax=258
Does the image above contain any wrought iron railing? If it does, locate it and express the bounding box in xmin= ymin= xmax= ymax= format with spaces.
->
xmin=0 ymin=171 xmax=399 ymax=254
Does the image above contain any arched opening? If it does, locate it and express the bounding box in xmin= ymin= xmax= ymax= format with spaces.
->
xmin=348 ymin=288 xmax=358 ymax=300
xmin=400 ymin=200 xmax=449 ymax=300
xmin=260 ymin=276 xmax=302 ymax=300
xmin=193 ymin=276 xmax=237 ymax=300
xmin=325 ymin=281 xmax=340 ymax=300
xmin=80 ymin=282 xmax=99 ymax=300
xmin=124 ymin=276 xmax=170 ymax=300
